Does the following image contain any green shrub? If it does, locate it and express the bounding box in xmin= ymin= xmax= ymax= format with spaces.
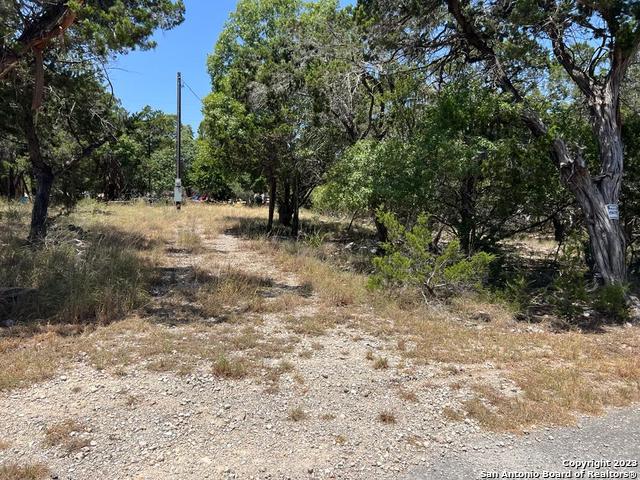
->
xmin=369 ymin=212 xmax=494 ymax=298
xmin=593 ymin=283 xmax=629 ymax=322
xmin=303 ymin=230 xmax=330 ymax=249
xmin=549 ymin=235 xmax=630 ymax=323
xmin=500 ymin=273 xmax=532 ymax=311
xmin=547 ymin=235 xmax=589 ymax=320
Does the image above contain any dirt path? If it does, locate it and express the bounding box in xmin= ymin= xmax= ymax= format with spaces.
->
xmin=1 ymin=226 xmax=638 ymax=480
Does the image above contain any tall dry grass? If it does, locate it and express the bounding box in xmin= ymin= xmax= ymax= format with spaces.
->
xmin=0 ymin=201 xmax=639 ymax=434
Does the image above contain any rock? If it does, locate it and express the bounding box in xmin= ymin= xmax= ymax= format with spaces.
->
xmin=471 ymin=311 xmax=492 ymax=323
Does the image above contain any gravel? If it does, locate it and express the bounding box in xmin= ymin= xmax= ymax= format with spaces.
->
xmin=1 ymin=232 xmax=637 ymax=479
xmin=404 ymin=407 xmax=640 ymax=480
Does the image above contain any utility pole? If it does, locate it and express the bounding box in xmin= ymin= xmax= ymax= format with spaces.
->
xmin=174 ymin=72 xmax=183 ymax=210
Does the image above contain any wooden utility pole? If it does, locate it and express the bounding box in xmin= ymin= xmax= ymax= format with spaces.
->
xmin=175 ymin=72 xmax=183 ymax=210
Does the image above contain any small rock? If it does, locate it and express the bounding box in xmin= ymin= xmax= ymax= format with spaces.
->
xmin=471 ymin=311 xmax=492 ymax=323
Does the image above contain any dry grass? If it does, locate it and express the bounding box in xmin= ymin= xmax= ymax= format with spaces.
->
xmin=248 ymin=238 xmax=368 ymax=308
xmin=211 ymin=354 xmax=249 ymax=379
xmin=2 ymin=202 xmax=640 ymax=436
xmin=0 ymin=202 xmax=155 ymax=327
xmin=256 ymin=292 xmax=310 ymax=314
xmin=277 ymin=359 xmax=295 ymax=373
xmin=0 ymin=313 xmax=302 ymax=391
xmin=298 ymin=349 xmax=314 ymax=359
xmin=0 ymin=334 xmax=66 ymax=391
xmin=398 ymin=389 xmax=418 ymax=402
xmin=285 ymin=311 xmax=344 ymax=336
xmin=233 ymin=207 xmax=640 ymax=433
xmin=288 ymin=406 xmax=307 ymax=422
xmin=43 ymin=419 xmax=90 ymax=452
xmin=176 ymin=226 xmax=204 ymax=253
xmin=197 ymin=268 xmax=273 ymax=318
xmin=373 ymin=356 xmax=389 ymax=370
xmin=378 ymin=410 xmax=397 ymax=424
xmin=0 ymin=463 xmax=50 ymax=480
xmin=442 ymin=406 xmax=465 ymax=422
xmin=124 ymin=394 xmax=140 ymax=407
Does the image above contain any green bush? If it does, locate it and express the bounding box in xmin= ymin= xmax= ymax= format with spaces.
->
xmin=500 ymin=273 xmax=532 ymax=311
xmin=369 ymin=212 xmax=494 ymax=298
xmin=593 ymin=284 xmax=629 ymax=322
xmin=548 ymin=237 xmax=590 ymax=320
xmin=549 ymin=235 xmax=630 ymax=323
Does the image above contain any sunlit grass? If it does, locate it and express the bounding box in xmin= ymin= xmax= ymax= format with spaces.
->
xmin=0 ymin=201 xmax=639 ymax=435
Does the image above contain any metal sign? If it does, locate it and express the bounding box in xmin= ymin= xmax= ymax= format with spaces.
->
xmin=174 ymin=179 xmax=183 ymax=204
xmin=607 ymin=204 xmax=619 ymax=220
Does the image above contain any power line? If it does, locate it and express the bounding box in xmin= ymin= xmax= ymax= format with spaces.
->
xmin=182 ymin=80 xmax=203 ymax=104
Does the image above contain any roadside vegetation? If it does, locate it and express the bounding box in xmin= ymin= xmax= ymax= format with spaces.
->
xmin=1 ymin=201 xmax=639 ymax=435
xmin=2 ymin=7 xmax=640 ymax=480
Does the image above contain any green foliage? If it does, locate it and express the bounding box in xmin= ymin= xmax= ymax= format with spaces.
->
xmin=548 ymin=236 xmax=630 ymax=323
xmin=0 ymin=0 xmax=186 ymax=241
xmin=188 ymin=139 xmax=233 ymax=200
xmin=549 ymin=237 xmax=590 ymax=320
xmin=312 ymin=140 xmax=377 ymax=216
xmin=71 ymin=0 xmax=184 ymax=57
xmin=501 ymin=273 xmax=533 ymax=312
xmin=204 ymin=0 xmax=372 ymax=230
xmin=317 ymin=80 xmax=566 ymax=250
xmin=369 ymin=212 xmax=495 ymax=298
xmin=593 ymin=284 xmax=630 ymax=323
xmin=303 ymin=230 xmax=330 ymax=250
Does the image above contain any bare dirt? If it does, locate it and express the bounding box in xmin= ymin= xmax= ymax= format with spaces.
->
xmin=1 ymin=226 xmax=638 ymax=480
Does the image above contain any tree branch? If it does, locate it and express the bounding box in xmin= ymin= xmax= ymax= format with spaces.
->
xmin=0 ymin=1 xmax=81 ymax=79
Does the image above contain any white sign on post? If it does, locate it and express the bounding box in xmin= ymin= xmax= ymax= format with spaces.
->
xmin=174 ymin=179 xmax=183 ymax=204
xmin=606 ymin=204 xmax=619 ymax=220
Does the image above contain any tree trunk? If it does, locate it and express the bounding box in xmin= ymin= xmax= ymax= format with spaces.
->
xmin=24 ymin=108 xmax=54 ymax=242
xmin=374 ymin=215 xmax=388 ymax=243
xmin=552 ymin=214 xmax=566 ymax=244
xmin=29 ymin=165 xmax=54 ymax=242
xmin=553 ymin=87 xmax=627 ymax=285
xmin=278 ymin=178 xmax=293 ymax=227
xmin=291 ymin=171 xmax=300 ymax=237
xmin=458 ymin=173 xmax=476 ymax=256
xmin=267 ymin=174 xmax=277 ymax=233
xmin=573 ymin=182 xmax=625 ymax=284
xmin=8 ymin=166 xmax=16 ymax=200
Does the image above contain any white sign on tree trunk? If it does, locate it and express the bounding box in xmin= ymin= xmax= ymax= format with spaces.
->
xmin=606 ymin=204 xmax=619 ymax=220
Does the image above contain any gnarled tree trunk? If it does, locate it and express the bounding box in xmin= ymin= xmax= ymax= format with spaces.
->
xmin=552 ymin=85 xmax=627 ymax=285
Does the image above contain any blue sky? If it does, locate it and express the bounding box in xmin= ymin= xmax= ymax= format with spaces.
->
xmin=108 ymin=0 xmax=353 ymax=130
